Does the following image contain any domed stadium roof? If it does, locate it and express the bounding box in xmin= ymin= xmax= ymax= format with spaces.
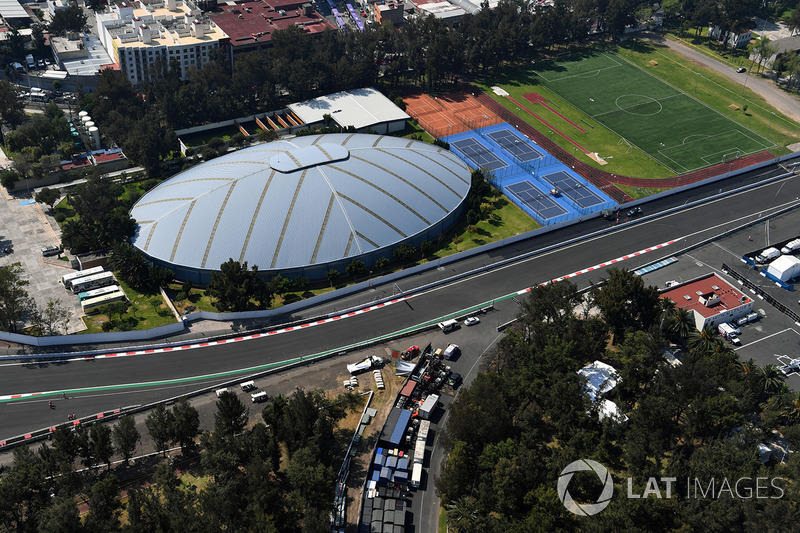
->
xmin=130 ymin=133 xmax=471 ymax=273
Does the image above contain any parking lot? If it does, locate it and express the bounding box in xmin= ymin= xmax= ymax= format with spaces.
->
xmin=641 ymin=207 xmax=800 ymax=388
xmin=0 ymin=181 xmax=87 ymax=335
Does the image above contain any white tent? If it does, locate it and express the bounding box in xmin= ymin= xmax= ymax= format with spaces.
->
xmin=766 ymin=255 xmax=800 ymax=282
xmin=598 ymin=399 xmax=628 ymax=422
xmin=577 ymin=360 xmax=620 ymax=401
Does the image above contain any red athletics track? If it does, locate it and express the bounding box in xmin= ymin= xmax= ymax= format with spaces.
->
xmin=473 ymin=89 xmax=776 ymax=199
xmin=506 ymin=95 xmax=592 ymax=155
xmin=523 ymin=93 xmax=588 ymax=134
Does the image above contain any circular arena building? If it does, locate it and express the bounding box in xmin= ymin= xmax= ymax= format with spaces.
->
xmin=130 ymin=133 xmax=472 ymax=284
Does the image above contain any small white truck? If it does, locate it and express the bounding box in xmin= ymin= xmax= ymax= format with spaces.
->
xmin=755 ymin=247 xmax=780 ymax=264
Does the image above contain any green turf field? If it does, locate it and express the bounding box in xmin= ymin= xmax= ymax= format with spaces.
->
xmin=532 ymin=51 xmax=775 ymax=173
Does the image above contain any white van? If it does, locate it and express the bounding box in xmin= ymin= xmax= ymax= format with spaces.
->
xmin=215 ymin=388 xmax=228 ymax=398
xmin=438 ymin=319 xmax=458 ymax=332
xmin=756 ymin=247 xmax=780 ymax=264
xmin=240 ymin=381 xmax=255 ymax=392
xmin=251 ymin=391 xmax=268 ymax=403
xmin=781 ymin=239 xmax=800 ymax=255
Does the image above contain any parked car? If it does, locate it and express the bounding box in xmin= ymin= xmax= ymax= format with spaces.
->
xmin=464 ymin=316 xmax=480 ymax=326
xmin=443 ymin=343 xmax=460 ymax=360
xmin=736 ymin=67 xmax=747 ymax=73
xmin=41 ymin=245 xmax=61 ymax=257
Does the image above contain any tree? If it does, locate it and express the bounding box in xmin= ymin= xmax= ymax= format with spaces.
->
xmin=171 ymin=397 xmax=201 ymax=453
xmin=0 ymin=263 xmax=36 ymax=332
xmin=99 ymin=301 xmax=129 ymax=322
xmin=37 ymin=497 xmax=81 ymax=533
xmin=214 ymin=391 xmax=249 ymax=438
xmin=48 ymin=4 xmax=88 ymax=33
xmin=269 ymin=274 xmax=291 ymax=297
xmin=206 ymin=259 xmax=273 ymax=311
xmin=0 ymin=79 xmax=24 ymax=129
xmin=590 ymin=267 xmax=660 ymax=342
xmin=664 ymin=307 xmax=694 ymax=345
xmin=393 ymin=243 xmax=416 ymax=264
xmin=89 ymin=423 xmax=114 ymax=470
xmin=113 ymin=415 xmax=140 ymax=466
xmin=789 ymin=4 xmax=800 ymax=37
xmin=345 ymin=259 xmax=365 ymax=280
xmin=687 ymin=326 xmax=718 ymax=355
xmin=762 ymin=364 xmax=785 ymax=395
xmin=325 ymin=268 xmax=340 ymax=288
xmin=84 ymin=473 xmax=122 ymax=532
xmin=39 ymin=299 xmax=71 ymax=335
xmin=145 ymin=404 xmax=175 ymax=455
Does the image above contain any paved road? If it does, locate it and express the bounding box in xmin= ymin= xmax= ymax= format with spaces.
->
xmin=2 ymin=166 xmax=799 ymax=440
xmin=645 ymin=32 xmax=800 ymax=125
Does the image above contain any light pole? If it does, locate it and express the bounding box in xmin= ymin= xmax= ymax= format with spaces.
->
xmin=694 ymin=72 xmax=701 ymax=92
xmin=768 ymin=112 xmax=775 ymax=136
xmin=740 ymin=70 xmax=750 ymax=96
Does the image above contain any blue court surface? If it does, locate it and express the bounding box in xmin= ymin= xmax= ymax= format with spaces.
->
xmin=543 ymin=171 xmax=606 ymax=208
xmin=487 ymin=129 xmax=542 ymax=162
xmin=450 ymin=138 xmax=507 ymax=171
xmin=506 ymin=181 xmax=568 ymax=220
xmin=444 ymin=122 xmax=617 ymax=224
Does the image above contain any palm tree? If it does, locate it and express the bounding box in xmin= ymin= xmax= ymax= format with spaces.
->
xmin=739 ymin=358 xmax=764 ymax=381
xmin=667 ymin=308 xmax=694 ymax=345
xmin=447 ymin=496 xmax=480 ymax=533
xmin=781 ymin=392 xmax=800 ymax=425
xmin=687 ymin=326 xmax=717 ymax=355
xmin=762 ymin=364 xmax=786 ymax=396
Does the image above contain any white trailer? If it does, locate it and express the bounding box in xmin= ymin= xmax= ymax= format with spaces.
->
xmin=410 ymin=463 xmax=423 ymax=488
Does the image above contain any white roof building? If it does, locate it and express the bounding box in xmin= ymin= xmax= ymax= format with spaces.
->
xmin=95 ymin=0 xmax=228 ymax=84
xmin=288 ymin=87 xmax=410 ymax=135
xmin=0 ymin=0 xmax=28 ymax=19
xmin=578 ymin=360 xmax=620 ymax=401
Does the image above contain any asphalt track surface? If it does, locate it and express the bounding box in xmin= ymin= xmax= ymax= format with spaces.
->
xmin=0 ymin=160 xmax=798 ymax=442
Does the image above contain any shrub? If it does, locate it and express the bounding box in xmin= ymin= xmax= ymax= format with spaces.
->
xmin=54 ymin=212 xmax=66 ymax=223
xmin=101 ymin=320 xmax=115 ymax=332
xmin=141 ymin=178 xmax=159 ymax=191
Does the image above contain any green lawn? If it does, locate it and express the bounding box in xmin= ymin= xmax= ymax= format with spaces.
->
xmin=80 ymin=279 xmax=177 ymax=333
xmin=475 ymin=68 xmax=676 ymax=180
xmin=179 ymin=126 xmax=242 ymax=148
xmin=616 ymin=184 xmax=670 ymax=200
xmin=430 ymin=189 xmax=540 ymax=257
xmin=476 ymin=43 xmax=800 ymax=182
xmin=531 ymin=50 xmax=774 ymax=173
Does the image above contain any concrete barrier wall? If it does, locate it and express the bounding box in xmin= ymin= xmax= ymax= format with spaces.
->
xmin=0 ymin=321 xmax=186 ymax=347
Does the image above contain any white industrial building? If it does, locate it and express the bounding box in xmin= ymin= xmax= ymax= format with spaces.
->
xmin=288 ymin=87 xmax=410 ymax=135
xmin=95 ymin=0 xmax=228 ymax=84
xmin=660 ymin=273 xmax=754 ymax=331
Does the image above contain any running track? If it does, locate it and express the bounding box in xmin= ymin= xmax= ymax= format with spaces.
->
xmin=473 ymin=89 xmax=776 ymax=195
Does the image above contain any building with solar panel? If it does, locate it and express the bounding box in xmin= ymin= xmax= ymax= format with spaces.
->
xmin=129 ymin=133 xmax=472 ymax=284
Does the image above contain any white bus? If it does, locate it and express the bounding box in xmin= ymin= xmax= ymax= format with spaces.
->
xmin=61 ymin=266 xmax=105 ymax=289
xmin=78 ymin=284 xmax=120 ymax=301
xmin=81 ymin=290 xmax=127 ymax=315
xmin=70 ymin=272 xmax=116 ymax=294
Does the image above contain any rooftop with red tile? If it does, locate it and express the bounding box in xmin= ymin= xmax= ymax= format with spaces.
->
xmin=210 ymin=0 xmax=333 ymax=47
xmin=660 ymin=273 xmax=752 ymax=319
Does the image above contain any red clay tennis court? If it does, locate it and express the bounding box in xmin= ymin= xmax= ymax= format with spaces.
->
xmin=404 ymin=91 xmax=501 ymax=138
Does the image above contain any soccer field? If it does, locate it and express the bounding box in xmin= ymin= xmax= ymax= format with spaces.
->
xmin=532 ymin=52 xmax=775 ymax=173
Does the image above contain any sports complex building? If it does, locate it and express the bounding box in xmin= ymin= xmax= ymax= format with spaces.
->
xmin=130 ymin=134 xmax=471 ymax=283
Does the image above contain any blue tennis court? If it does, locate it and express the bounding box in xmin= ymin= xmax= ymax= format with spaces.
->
xmin=543 ymin=171 xmax=606 ymax=208
xmin=506 ymin=180 xmax=568 ymax=220
xmin=488 ymin=129 xmax=542 ymax=162
xmin=450 ymin=138 xmax=507 ymax=171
